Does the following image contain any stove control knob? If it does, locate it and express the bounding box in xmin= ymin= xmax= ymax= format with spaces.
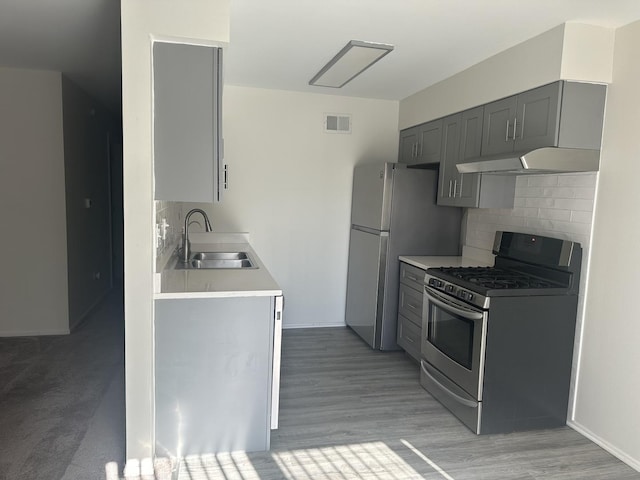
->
xmin=445 ymin=285 xmax=455 ymax=293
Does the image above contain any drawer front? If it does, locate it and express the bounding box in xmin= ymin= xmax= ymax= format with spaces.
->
xmin=400 ymin=262 xmax=426 ymax=291
xmin=399 ymin=283 xmax=423 ymax=326
xmin=397 ymin=315 xmax=421 ymax=361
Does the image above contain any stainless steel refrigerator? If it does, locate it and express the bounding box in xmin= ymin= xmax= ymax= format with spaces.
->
xmin=345 ymin=162 xmax=462 ymax=350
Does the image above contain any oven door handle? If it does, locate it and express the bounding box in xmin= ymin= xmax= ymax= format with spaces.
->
xmin=424 ymin=286 xmax=484 ymax=320
xmin=421 ymin=361 xmax=479 ymax=408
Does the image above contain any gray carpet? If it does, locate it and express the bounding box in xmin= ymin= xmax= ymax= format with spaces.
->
xmin=0 ymin=291 xmax=125 ymax=480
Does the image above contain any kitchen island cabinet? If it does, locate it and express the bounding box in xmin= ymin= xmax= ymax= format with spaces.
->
xmin=155 ymin=295 xmax=282 ymax=458
xmin=154 ymin=233 xmax=283 ymax=459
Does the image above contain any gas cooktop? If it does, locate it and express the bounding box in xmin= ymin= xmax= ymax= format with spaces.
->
xmin=431 ymin=266 xmax=562 ymax=290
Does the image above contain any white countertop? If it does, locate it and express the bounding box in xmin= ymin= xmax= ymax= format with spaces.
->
xmin=399 ymin=255 xmax=493 ymax=271
xmin=155 ymin=233 xmax=282 ymax=300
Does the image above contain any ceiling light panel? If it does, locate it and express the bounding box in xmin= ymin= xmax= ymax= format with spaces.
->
xmin=309 ymin=40 xmax=394 ymax=88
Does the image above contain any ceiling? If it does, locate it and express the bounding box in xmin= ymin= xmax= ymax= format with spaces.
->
xmin=2 ymin=0 xmax=640 ymax=116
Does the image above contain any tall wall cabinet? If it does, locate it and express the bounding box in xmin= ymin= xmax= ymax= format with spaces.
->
xmin=153 ymin=41 xmax=226 ymax=203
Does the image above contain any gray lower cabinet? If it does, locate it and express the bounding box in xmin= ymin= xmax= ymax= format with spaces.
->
xmin=398 ymin=119 xmax=443 ymax=166
xmin=155 ymin=295 xmax=280 ymax=458
xmin=438 ymin=107 xmax=515 ymax=208
xmin=153 ymin=41 xmax=225 ymax=202
xmin=397 ymin=262 xmax=425 ymax=362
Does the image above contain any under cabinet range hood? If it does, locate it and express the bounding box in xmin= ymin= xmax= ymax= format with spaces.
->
xmin=457 ymin=147 xmax=600 ymax=175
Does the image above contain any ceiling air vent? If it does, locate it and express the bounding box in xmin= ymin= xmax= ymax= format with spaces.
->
xmin=324 ymin=113 xmax=351 ymax=134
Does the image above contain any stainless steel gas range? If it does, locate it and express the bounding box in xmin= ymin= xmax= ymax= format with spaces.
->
xmin=420 ymin=231 xmax=582 ymax=434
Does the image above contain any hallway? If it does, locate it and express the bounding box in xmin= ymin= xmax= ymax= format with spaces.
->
xmin=0 ymin=291 xmax=125 ymax=480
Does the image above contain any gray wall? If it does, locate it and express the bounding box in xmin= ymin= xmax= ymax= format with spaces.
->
xmin=61 ymin=77 xmax=116 ymax=328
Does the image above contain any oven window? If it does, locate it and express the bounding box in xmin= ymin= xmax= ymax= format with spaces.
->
xmin=428 ymin=304 xmax=474 ymax=370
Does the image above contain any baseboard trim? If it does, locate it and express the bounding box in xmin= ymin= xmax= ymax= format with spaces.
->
xmin=70 ymin=287 xmax=111 ymax=331
xmin=283 ymin=322 xmax=346 ymax=330
xmin=0 ymin=327 xmax=70 ymax=337
xmin=568 ymin=420 xmax=640 ymax=472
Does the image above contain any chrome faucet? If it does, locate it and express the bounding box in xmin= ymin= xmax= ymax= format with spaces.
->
xmin=182 ymin=209 xmax=213 ymax=263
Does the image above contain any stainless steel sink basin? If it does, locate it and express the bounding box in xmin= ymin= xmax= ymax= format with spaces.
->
xmin=175 ymin=251 xmax=257 ymax=270
xmin=192 ymin=252 xmax=249 ymax=261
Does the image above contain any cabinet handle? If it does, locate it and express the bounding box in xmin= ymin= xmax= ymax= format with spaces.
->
xmin=512 ymin=117 xmax=518 ymax=140
xmin=505 ymin=120 xmax=510 ymax=142
xmin=453 ymin=179 xmax=458 ymax=197
xmin=223 ymin=164 xmax=229 ymax=189
xmin=457 ymin=176 xmax=463 ymax=197
xmin=417 ymin=143 xmax=422 ymax=158
xmin=448 ymin=180 xmax=453 ymax=198
xmin=406 ymin=274 xmax=419 ymax=282
xmin=519 ymin=113 xmax=525 ymax=139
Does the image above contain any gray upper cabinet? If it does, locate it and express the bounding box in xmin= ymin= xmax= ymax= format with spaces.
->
xmin=398 ymin=119 xmax=443 ymax=166
xmin=482 ymin=82 xmax=568 ymax=156
xmin=153 ymin=42 xmax=225 ymax=203
xmin=438 ymin=107 xmax=513 ymax=208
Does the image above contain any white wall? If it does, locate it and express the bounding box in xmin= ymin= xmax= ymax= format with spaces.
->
xmin=121 ymin=0 xmax=229 ymax=459
xmin=185 ymin=85 xmax=399 ymax=328
xmin=0 ymin=67 xmax=69 ymax=336
xmin=570 ymin=19 xmax=640 ymax=470
xmin=399 ymin=23 xmax=614 ymax=129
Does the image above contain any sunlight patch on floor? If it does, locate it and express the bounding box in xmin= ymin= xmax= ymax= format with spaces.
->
xmin=178 ymin=440 xmax=457 ymax=479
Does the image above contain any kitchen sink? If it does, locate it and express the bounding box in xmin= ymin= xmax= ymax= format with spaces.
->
xmin=175 ymin=251 xmax=257 ymax=270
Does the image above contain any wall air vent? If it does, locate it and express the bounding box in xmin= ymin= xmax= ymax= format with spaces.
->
xmin=324 ymin=113 xmax=351 ymax=134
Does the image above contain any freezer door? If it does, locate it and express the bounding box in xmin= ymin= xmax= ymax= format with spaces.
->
xmin=345 ymin=227 xmax=388 ymax=349
xmin=351 ymin=163 xmax=394 ymax=231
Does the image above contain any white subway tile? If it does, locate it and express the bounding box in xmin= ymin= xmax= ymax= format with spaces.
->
xmin=527 ymin=175 xmax=559 ymax=187
xmin=557 ymin=173 xmax=597 ymax=187
xmin=573 ymin=187 xmax=596 ymax=199
xmin=516 ymin=176 xmax=528 ymax=188
xmin=525 ymin=197 xmax=556 ymax=208
xmin=519 ymin=187 xmax=545 ymax=198
xmin=570 ymin=211 xmax=593 ymax=224
xmin=554 ymin=198 xmax=594 ymax=211
xmin=497 ymin=215 xmax=526 ymax=227
xmin=513 ymin=197 xmax=526 ymax=207
xmin=525 ymin=218 xmax=554 ymax=230
xmin=538 ymin=208 xmax=571 ymax=221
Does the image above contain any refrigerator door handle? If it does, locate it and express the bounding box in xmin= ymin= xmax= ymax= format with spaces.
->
xmin=352 ymin=225 xmax=389 ymax=236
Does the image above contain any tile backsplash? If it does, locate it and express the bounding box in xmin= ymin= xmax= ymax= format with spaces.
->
xmin=155 ymin=201 xmax=182 ymax=262
xmin=465 ymin=173 xmax=596 ymax=260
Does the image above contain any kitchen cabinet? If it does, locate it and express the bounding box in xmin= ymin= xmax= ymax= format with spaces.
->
xmin=438 ymin=107 xmax=515 ymax=208
xmin=154 ymin=294 xmax=283 ymax=457
xmin=398 ymin=119 xmax=443 ymax=166
xmin=481 ymin=81 xmax=605 ymax=157
xmin=153 ymin=41 xmax=226 ymax=203
xmin=397 ymin=262 xmax=425 ymax=362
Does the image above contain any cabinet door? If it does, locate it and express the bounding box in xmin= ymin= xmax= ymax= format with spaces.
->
xmin=154 ymin=42 xmax=224 ymax=202
xmin=417 ymin=119 xmax=443 ymax=165
xmin=514 ymin=82 xmax=561 ymax=152
xmin=437 ymin=114 xmax=461 ymax=206
xmin=456 ymin=107 xmax=483 ymax=208
xmin=481 ymin=95 xmax=517 ymax=156
xmin=398 ymin=127 xmax=419 ymax=164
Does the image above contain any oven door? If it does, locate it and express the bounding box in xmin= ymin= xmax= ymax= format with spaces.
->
xmin=422 ymin=285 xmax=488 ymax=400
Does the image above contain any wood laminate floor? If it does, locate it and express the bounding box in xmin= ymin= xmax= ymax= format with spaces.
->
xmin=178 ymin=327 xmax=640 ymax=480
